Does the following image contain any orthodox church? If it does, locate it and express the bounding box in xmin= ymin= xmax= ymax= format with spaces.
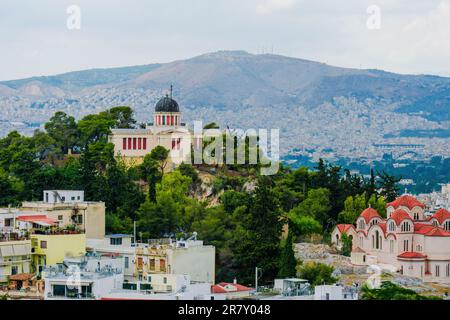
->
xmin=108 ymin=89 xmax=197 ymax=168
xmin=332 ymin=194 xmax=450 ymax=283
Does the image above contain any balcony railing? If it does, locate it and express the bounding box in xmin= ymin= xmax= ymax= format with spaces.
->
xmin=31 ymin=228 xmax=85 ymax=236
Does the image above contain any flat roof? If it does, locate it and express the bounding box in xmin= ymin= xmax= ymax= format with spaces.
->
xmin=106 ymin=234 xmax=132 ymax=238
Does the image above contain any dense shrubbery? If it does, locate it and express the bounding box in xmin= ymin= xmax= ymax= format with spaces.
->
xmin=361 ymin=282 xmax=442 ymax=300
xmin=296 ymin=262 xmax=338 ymax=287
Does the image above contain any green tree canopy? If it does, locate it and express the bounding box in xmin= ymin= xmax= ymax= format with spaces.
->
xmin=361 ymin=281 xmax=442 ymax=300
xmin=44 ymin=111 xmax=80 ymax=154
xmin=278 ymin=231 xmax=298 ymax=278
xmin=289 ymin=188 xmax=331 ymax=227
xmin=100 ymin=106 xmax=137 ymax=129
xmin=297 ymin=262 xmax=338 ymax=287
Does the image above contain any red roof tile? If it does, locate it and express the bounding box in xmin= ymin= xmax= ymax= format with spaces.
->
xmin=390 ymin=209 xmax=412 ymax=225
xmin=432 ymin=208 xmax=450 ymax=224
xmin=212 ymin=283 xmax=253 ymax=294
xmin=17 ymin=215 xmax=57 ymax=226
xmin=9 ymin=273 xmax=34 ymax=281
xmin=359 ymin=208 xmax=381 ymax=224
xmin=414 ymin=223 xmax=450 ymax=237
xmin=398 ymin=252 xmax=427 ymax=259
xmin=336 ymin=224 xmax=355 ymax=234
xmin=424 ymin=228 xmax=450 ymax=237
xmin=387 ymin=195 xmax=425 ymax=210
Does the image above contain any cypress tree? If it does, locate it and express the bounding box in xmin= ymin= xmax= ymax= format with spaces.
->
xmin=278 ymin=230 xmax=298 ymax=278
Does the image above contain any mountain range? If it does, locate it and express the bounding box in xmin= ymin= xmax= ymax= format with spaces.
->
xmin=0 ymin=50 xmax=449 ymax=161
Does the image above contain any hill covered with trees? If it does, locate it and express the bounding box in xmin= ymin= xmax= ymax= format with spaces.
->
xmin=0 ymin=107 xmax=402 ymax=285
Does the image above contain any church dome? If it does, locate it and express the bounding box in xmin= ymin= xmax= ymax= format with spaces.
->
xmin=155 ymin=95 xmax=180 ymax=113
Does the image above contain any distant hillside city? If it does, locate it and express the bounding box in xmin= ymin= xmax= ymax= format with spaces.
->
xmin=0 ymin=51 xmax=449 ymax=166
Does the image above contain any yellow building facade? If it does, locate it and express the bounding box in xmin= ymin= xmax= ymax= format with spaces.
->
xmin=0 ymin=240 xmax=32 ymax=283
xmin=21 ymin=201 xmax=105 ymax=240
xmin=31 ymin=233 xmax=86 ymax=273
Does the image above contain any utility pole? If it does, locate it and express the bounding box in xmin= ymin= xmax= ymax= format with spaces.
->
xmin=255 ymin=267 xmax=262 ymax=294
xmin=133 ymin=221 xmax=137 ymax=245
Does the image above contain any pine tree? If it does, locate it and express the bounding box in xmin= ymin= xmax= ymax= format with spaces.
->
xmin=377 ymin=171 xmax=401 ymax=202
xmin=233 ymin=176 xmax=283 ymax=285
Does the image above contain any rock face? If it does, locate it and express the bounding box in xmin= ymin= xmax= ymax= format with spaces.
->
xmin=294 ymin=243 xmax=366 ymax=275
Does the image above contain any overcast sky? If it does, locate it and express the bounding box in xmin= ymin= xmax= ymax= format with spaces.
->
xmin=0 ymin=0 xmax=449 ymax=80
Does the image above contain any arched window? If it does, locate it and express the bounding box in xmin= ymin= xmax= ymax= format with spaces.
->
xmin=444 ymin=221 xmax=450 ymax=231
xmin=375 ymin=231 xmax=380 ymax=249
xmin=414 ymin=212 xmax=419 ymax=220
xmin=401 ymin=222 xmax=411 ymax=232
xmin=432 ymin=220 xmax=438 ymax=227
xmin=336 ymin=234 xmax=339 ymax=244
xmin=389 ymin=221 xmax=395 ymax=232
xmin=358 ymin=220 xmax=365 ymax=229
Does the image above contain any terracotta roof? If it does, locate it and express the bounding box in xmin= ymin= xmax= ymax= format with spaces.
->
xmin=9 ymin=273 xmax=34 ymax=281
xmin=423 ymin=228 xmax=450 ymax=237
xmin=378 ymin=223 xmax=387 ymax=233
xmin=212 ymin=283 xmax=253 ymax=294
xmin=387 ymin=195 xmax=425 ymax=210
xmin=414 ymin=223 xmax=450 ymax=237
xmin=432 ymin=208 xmax=450 ymax=224
xmin=359 ymin=208 xmax=381 ymax=224
xmin=353 ymin=247 xmax=366 ymax=253
xmin=390 ymin=209 xmax=412 ymax=225
xmin=356 ymin=230 xmax=367 ymax=236
xmin=17 ymin=215 xmax=57 ymax=226
xmin=397 ymin=252 xmax=427 ymax=259
xmin=336 ymin=224 xmax=355 ymax=234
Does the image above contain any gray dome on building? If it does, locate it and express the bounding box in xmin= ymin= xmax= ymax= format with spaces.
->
xmin=155 ymin=95 xmax=180 ymax=113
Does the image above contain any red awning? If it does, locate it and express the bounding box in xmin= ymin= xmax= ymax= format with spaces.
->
xmin=17 ymin=215 xmax=58 ymax=227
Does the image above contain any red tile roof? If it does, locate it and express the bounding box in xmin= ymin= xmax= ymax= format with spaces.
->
xmin=9 ymin=273 xmax=35 ymax=281
xmin=359 ymin=208 xmax=381 ymax=224
xmin=212 ymin=283 xmax=253 ymax=294
xmin=423 ymin=228 xmax=450 ymax=237
xmin=336 ymin=224 xmax=355 ymax=234
xmin=398 ymin=252 xmax=427 ymax=259
xmin=390 ymin=209 xmax=412 ymax=225
xmin=17 ymin=215 xmax=57 ymax=226
xmin=414 ymin=223 xmax=450 ymax=237
xmin=387 ymin=195 xmax=425 ymax=210
xmin=432 ymin=208 xmax=450 ymax=224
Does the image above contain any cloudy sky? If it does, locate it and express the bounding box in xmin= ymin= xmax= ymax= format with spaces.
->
xmin=0 ymin=0 xmax=449 ymax=80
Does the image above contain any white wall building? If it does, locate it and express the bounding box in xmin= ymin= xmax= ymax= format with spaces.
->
xmin=109 ymin=90 xmax=196 ymax=168
xmin=42 ymin=190 xmax=85 ymax=204
xmin=43 ymin=255 xmax=124 ymax=300
xmin=333 ymin=195 xmax=450 ymax=284
xmin=314 ymin=285 xmax=358 ymax=300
